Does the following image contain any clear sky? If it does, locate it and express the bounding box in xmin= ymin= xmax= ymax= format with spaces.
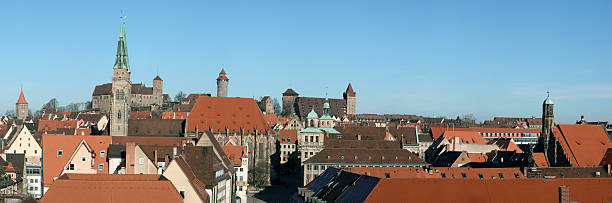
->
xmin=1 ymin=0 xmax=611 ymax=124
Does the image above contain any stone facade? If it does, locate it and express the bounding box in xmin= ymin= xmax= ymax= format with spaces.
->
xmin=16 ymin=90 xmax=28 ymax=120
xmin=216 ymin=69 xmax=229 ymax=97
xmin=282 ymin=83 xmax=356 ymax=119
xmin=110 ymin=21 xmax=131 ymax=137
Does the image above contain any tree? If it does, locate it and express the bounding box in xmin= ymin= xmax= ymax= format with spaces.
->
xmin=273 ymin=98 xmax=281 ymax=115
xmin=4 ymin=110 xmax=16 ymax=118
xmin=174 ymin=91 xmax=186 ymax=102
xmin=43 ymin=98 xmax=59 ymax=110
xmin=248 ymin=162 xmax=269 ymax=188
xmin=459 ymin=114 xmax=477 ymax=127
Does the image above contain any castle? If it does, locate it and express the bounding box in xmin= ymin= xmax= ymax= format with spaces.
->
xmin=281 ymin=83 xmax=356 ymax=119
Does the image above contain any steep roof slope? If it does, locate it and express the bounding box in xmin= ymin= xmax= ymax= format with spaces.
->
xmin=187 ymin=97 xmax=268 ymax=133
xmin=556 ymin=124 xmax=612 ymax=167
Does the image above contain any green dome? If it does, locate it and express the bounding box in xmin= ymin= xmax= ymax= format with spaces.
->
xmin=307 ymin=109 xmax=319 ymax=119
xmin=543 ymin=97 xmax=554 ymax=105
xmin=323 ymin=102 xmax=330 ymax=109
xmin=319 ymin=114 xmax=333 ymax=120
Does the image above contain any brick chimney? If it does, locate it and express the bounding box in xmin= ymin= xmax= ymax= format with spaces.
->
xmin=559 ymin=186 xmax=569 ymax=203
xmin=126 ymin=142 xmax=136 ymax=174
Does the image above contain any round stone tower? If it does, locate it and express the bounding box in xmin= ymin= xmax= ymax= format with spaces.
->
xmin=216 ymin=68 xmax=229 ymax=97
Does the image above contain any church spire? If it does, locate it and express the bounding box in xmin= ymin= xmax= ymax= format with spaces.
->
xmin=113 ymin=15 xmax=130 ymax=70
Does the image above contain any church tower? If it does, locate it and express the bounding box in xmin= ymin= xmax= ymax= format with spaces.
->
xmin=15 ymin=89 xmax=28 ymax=120
xmin=542 ymin=91 xmax=555 ymax=164
xmin=216 ymin=68 xmax=229 ymax=97
xmin=343 ymin=83 xmax=356 ymax=115
xmin=110 ymin=16 xmax=131 ymax=136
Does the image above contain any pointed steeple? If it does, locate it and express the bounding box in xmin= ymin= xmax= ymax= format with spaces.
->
xmin=113 ymin=16 xmax=130 ymax=70
xmin=344 ymin=83 xmax=356 ymax=98
xmin=16 ymin=89 xmax=27 ymax=104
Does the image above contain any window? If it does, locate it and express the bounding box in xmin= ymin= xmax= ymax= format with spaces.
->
xmin=315 ymin=136 xmax=319 ymax=142
xmin=385 ymin=173 xmax=390 ymax=178
xmin=461 ymin=173 xmax=467 ymax=179
xmin=514 ymin=173 xmax=520 ymax=179
xmin=441 ymin=173 xmax=446 ymax=178
xmin=479 ymin=174 xmax=484 ymax=179
xmin=100 ymin=150 xmax=105 ymax=158
xmin=82 ymin=157 xmax=86 ymax=162
xmin=179 ymin=190 xmax=185 ymax=198
xmin=34 ymin=150 xmax=37 ymax=154
xmin=239 ymin=176 xmax=243 ymax=181
xmin=139 ymin=158 xmax=144 ymax=165
xmin=98 ymin=164 xmax=104 ymax=171
xmin=239 ymin=186 xmax=243 ymax=191
xmin=67 ymin=164 xmax=75 ymax=170
xmin=240 ymin=168 xmax=243 ymax=172
xmin=499 ymin=173 xmax=504 ymax=179
xmin=57 ymin=150 xmax=63 ymax=157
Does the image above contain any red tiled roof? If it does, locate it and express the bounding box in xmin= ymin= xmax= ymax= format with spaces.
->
xmin=221 ymin=145 xmax=247 ymax=166
xmin=467 ymin=153 xmax=489 ymax=163
xmin=219 ymin=68 xmax=226 ymax=75
xmin=263 ymin=113 xmax=279 ymax=127
xmin=430 ymin=127 xmax=473 ymax=140
xmin=533 ymin=152 xmax=548 ymax=167
xmin=17 ymin=90 xmax=27 ymax=104
xmin=40 ymin=174 xmax=182 ymax=203
xmin=279 ymin=129 xmax=297 ymax=144
xmin=153 ymin=75 xmax=162 ymax=81
xmin=38 ymin=120 xmax=78 ymax=132
xmin=601 ymin=148 xmax=612 ymax=166
xmin=5 ymin=162 xmax=17 ymax=173
xmin=42 ymin=134 xmax=111 ymax=187
xmin=161 ymin=112 xmax=188 ymax=119
xmin=365 ymin=178 xmax=612 ymax=203
xmin=441 ymin=131 xmax=488 ymax=145
xmin=111 ymin=136 xmax=188 ymax=146
xmin=487 ymin=139 xmax=523 ymax=153
xmin=187 ymin=97 xmax=269 ymax=133
xmin=556 ymin=124 xmax=612 ymax=167
xmin=130 ymin=111 xmax=151 ymax=119
xmin=343 ymin=167 xmax=522 ymax=179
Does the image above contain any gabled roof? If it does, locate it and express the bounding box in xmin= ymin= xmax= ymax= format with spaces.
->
xmin=441 ymin=131 xmax=488 ymax=145
xmin=295 ymin=97 xmax=346 ymax=119
xmin=173 ymin=157 xmax=209 ymax=202
xmin=17 ymin=89 xmax=27 ymax=104
xmin=92 ymin=83 xmax=154 ymax=96
xmin=533 ymin=152 xmax=548 ymax=167
xmin=556 ymin=124 xmax=612 ymax=167
xmin=487 ymin=139 xmax=523 ymax=153
xmin=111 ymin=136 xmax=187 ymax=146
xmin=334 ymin=126 xmax=387 ymax=140
xmin=221 ymin=145 xmax=247 ymax=166
xmin=42 ymin=134 xmax=111 ymax=187
xmin=40 ymin=174 xmax=182 ymax=203
xmin=153 ymin=75 xmax=163 ymax=81
xmin=279 ymin=129 xmax=297 ymax=144
xmin=187 ymin=97 xmax=269 ymax=133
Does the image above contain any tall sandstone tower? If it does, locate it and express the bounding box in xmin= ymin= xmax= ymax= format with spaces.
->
xmin=16 ymin=90 xmax=28 ymax=120
xmin=216 ymin=68 xmax=229 ymax=97
xmin=344 ymin=83 xmax=356 ymax=115
xmin=542 ymin=92 xmax=556 ymax=165
xmin=110 ymin=18 xmax=131 ymax=137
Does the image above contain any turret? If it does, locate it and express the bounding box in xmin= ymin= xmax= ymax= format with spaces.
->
xmin=216 ymin=68 xmax=229 ymax=97
xmin=344 ymin=83 xmax=356 ymax=115
xmin=16 ymin=89 xmax=28 ymax=120
xmin=153 ymin=75 xmax=163 ymax=95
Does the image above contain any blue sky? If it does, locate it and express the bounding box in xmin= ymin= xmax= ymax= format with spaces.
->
xmin=0 ymin=0 xmax=611 ymax=124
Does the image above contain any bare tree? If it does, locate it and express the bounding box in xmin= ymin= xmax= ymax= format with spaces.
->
xmin=273 ymin=98 xmax=281 ymax=115
xmin=43 ymin=98 xmax=59 ymax=110
xmin=174 ymin=91 xmax=186 ymax=103
xmin=4 ymin=110 xmax=16 ymax=118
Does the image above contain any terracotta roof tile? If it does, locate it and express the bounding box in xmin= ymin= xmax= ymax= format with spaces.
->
xmin=17 ymin=90 xmax=27 ymax=104
xmin=128 ymin=119 xmax=185 ymax=137
xmin=533 ymin=152 xmax=548 ymax=167
xmin=40 ymin=174 xmax=182 ymax=203
xmin=42 ymin=134 xmax=111 ymax=187
xmin=111 ymin=136 xmax=188 ymax=146
xmin=161 ymin=112 xmax=188 ymax=120
xmin=130 ymin=111 xmax=151 ymax=119
xmin=221 ymin=145 xmax=247 ymax=166
xmin=279 ymin=129 xmax=297 ymax=144
xmin=442 ymin=131 xmax=488 ymax=145
xmin=343 ymin=167 xmax=522 ymax=179
xmin=303 ymin=148 xmax=426 ymax=165
xmin=187 ymin=97 xmax=269 ymax=133
xmin=556 ymin=124 xmax=612 ymax=167
xmin=365 ymin=178 xmax=612 ymax=203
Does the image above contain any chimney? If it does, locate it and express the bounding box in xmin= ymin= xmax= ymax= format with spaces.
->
xmin=126 ymin=142 xmax=136 ymax=174
xmin=173 ymin=146 xmax=178 ymax=157
xmin=357 ymin=134 xmax=361 ymax=141
xmin=154 ymin=148 xmax=158 ymax=167
xmin=559 ymin=186 xmax=569 ymax=203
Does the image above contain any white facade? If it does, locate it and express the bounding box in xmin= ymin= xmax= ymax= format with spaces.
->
xmin=25 ymin=163 xmax=42 ymax=198
xmin=235 ymin=156 xmax=249 ymax=203
xmin=5 ymin=126 xmax=42 ymax=164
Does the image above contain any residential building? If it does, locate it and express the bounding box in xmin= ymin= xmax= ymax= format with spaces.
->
xmin=41 ymin=134 xmax=111 ymax=193
xmin=279 ymin=129 xmax=297 ymax=164
xmin=302 ymin=148 xmax=427 ymax=185
xmin=39 ymin=174 xmax=182 ymax=203
xmin=4 ymin=125 xmax=42 ymax=164
xmin=222 ymin=145 xmax=249 ymax=203
xmin=25 ymin=163 xmax=41 ymax=198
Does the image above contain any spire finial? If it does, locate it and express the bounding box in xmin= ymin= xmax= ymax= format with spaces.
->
xmin=547 ymin=90 xmax=550 ymax=97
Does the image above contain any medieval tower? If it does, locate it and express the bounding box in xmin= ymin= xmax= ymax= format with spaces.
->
xmin=216 ymin=68 xmax=229 ymax=97
xmin=542 ymin=92 xmax=554 ymax=162
xmin=110 ymin=17 xmax=131 ymax=136
xmin=15 ymin=89 xmax=28 ymax=120
xmin=344 ymin=83 xmax=356 ymax=115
